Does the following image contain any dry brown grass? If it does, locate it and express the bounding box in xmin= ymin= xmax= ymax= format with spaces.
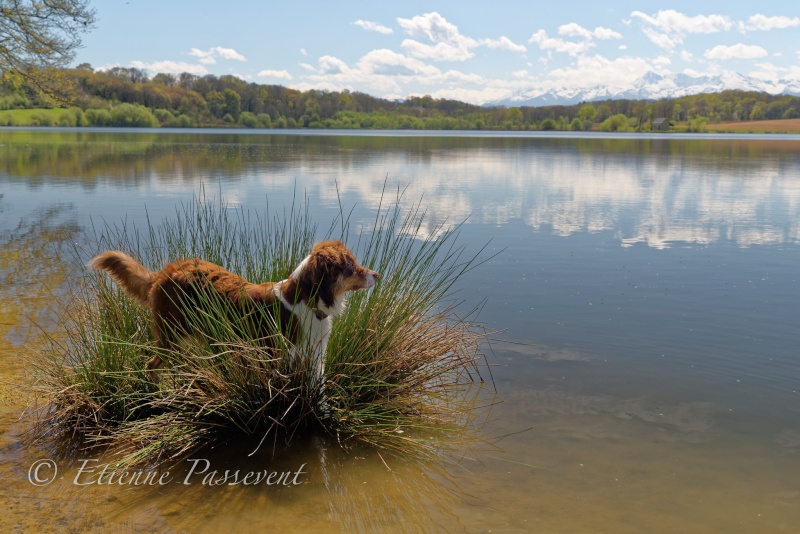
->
xmin=705 ymin=118 xmax=800 ymax=133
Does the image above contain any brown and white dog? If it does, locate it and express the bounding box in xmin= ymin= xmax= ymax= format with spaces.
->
xmin=89 ymin=240 xmax=379 ymax=383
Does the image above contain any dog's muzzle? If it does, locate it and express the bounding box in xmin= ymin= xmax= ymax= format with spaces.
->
xmin=365 ymin=271 xmax=380 ymax=288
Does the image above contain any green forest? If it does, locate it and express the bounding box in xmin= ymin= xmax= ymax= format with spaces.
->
xmin=2 ymin=65 xmax=800 ymax=131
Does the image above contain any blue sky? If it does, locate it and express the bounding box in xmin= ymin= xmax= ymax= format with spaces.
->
xmin=75 ymin=1 xmax=800 ymax=104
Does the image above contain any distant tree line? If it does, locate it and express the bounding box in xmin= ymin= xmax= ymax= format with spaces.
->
xmin=1 ymin=65 xmax=799 ymax=130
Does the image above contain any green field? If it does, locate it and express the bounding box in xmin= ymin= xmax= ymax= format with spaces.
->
xmin=0 ymin=108 xmax=79 ymax=126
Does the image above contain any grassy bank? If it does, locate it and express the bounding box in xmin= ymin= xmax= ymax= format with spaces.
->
xmin=0 ymin=108 xmax=77 ymax=126
xmin=28 ymin=192 xmax=493 ymax=468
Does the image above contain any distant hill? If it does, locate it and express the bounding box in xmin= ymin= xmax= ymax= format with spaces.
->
xmin=487 ymin=71 xmax=800 ymax=107
xmin=1 ymin=67 xmax=799 ymax=131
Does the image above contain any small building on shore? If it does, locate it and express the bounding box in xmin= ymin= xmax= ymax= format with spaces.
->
xmin=652 ymin=117 xmax=670 ymax=131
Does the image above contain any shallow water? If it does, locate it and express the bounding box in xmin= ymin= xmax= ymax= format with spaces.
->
xmin=1 ymin=129 xmax=799 ymax=532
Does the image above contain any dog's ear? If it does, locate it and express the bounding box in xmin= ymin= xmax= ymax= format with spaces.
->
xmin=299 ymin=249 xmax=337 ymax=309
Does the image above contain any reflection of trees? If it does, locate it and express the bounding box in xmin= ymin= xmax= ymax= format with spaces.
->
xmin=3 ymin=131 xmax=799 ymax=185
xmin=0 ymin=204 xmax=79 ymax=352
xmin=2 ymin=132 xmax=799 ymax=248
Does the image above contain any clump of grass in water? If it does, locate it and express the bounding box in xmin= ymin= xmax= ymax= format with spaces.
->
xmin=28 ymin=191 xmax=492 ymax=468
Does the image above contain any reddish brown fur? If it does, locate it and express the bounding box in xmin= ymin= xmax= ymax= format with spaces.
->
xmin=89 ymin=241 xmax=378 ymax=381
xmin=295 ymin=240 xmax=379 ymax=310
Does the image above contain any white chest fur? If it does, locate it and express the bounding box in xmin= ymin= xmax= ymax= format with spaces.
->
xmin=273 ymin=280 xmax=334 ymax=385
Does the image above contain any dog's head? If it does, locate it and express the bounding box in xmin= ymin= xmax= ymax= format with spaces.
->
xmin=291 ymin=240 xmax=379 ymax=316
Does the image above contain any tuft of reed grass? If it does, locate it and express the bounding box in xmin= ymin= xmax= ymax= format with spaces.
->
xmin=28 ymin=188 xmax=493 ymax=468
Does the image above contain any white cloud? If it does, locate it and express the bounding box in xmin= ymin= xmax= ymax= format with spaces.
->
xmin=396 ymin=12 xmax=526 ymax=60
xmin=512 ymin=69 xmax=529 ymax=78
xmin=558 ymin=23 xmax=593 ymax=40
xmin=397 ymin=12 xmax=478 ymax=61
xmin=745 ymin=14 xmax=800 ymax=31
xmin=356 ymin=49 xmax=440 ymax=77
xmin=318 ymin=55 xmax=352 ymax=75
xmin=294 ymin=47 xmax=490 ymax=102
xmin=704 ymin=44 xmax=768 ymax=60
xmin=401 ymin=39 xmax=475 ymax=61
xmin=631 ymin=9 xmax=733 ymax=49
xmin=545 ymin=54 xmax=659 ymax=88
xmin=425 ymin=69 xmax=485 ymax=85
xmin=129 ymin=60 xmax=209 ymax=76
xmin=527 ymin=22 xmax=618 ymax=58
xmin=398 ymin=12 xmax=470 ymax=44
xmin=749 ymin=62 xmax=800 ymax=82
xmin=188 ymin=46 xmax=246 ymax=65
xmin=482 ymin=36 xmax=527 ymax=53
xmin=528 ymin=29 xmax=595 ymax=56
xmin=354 ymin=20 xmax=393 ymax=34
xmin=593 ymin=27 xmax=622 ymax=40
xmin=189 ymin=48 xmax=216 ymax=65
xmin=214 ymin=47 xmax=246 ymax=61
xmin=653 ymin=55 xmax=671 ymax=67
xmin=407 ymin=86 xmax=514 ymax=105
xmin=631 ymin=9 xmax=732 ymax=34
xmin=680 ymin=50 xmax=694 ymax=62
xmin=640 ymin=27 xmax=678 ymax=49
xmin=257 ymin=69 xmax=293 ymax=80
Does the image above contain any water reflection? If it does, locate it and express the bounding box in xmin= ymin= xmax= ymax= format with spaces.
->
xmin=1 ymin=131 xmax=799 ymax=531
xmin=2 ymin=130 xmax=798 ymax=248
xmin=0 ymin=187 xmax=495 ymax=531
xmin=0 ymin=203 xmax=83 ymax=530
xmin=0 ymin=203 xmax=79 ymax=351
xmin=7 ymin=433 xmax=482 ymax=532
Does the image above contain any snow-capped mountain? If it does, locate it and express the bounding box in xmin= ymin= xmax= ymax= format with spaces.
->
xmin=488 ymin=71 xmax=800 ymax=107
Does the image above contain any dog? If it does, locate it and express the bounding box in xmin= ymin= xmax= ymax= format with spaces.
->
xmin=89 ymin=240 xmax=379 ymax=384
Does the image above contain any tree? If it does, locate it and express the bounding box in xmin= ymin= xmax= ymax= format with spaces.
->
xmin=749 ymin=101 xmax=766 ymax=121
xmin=596 ymin=104 xmax=612 ymax=122
xmin=223 ymin=88 xmax=241 ymax=120
xmin=540 ymin=118 xmax=556 ymax=130
xmin=109 ymin=103 xmax=158 ymax=127
xmin=578 ymin=105 xmax=597 ymax=122
xmin=672 ymin=103 xmax=683 ymax=122
xmin=599 ymin=114 xmax=630 ymax=132
xmin=0 ymin=0 xmax=96 ymax=103
xmin=206 ymin=90 xmax=226 ymax=118
xmin=152 ymin=73 xmax=177 ymax=87
xmin=178 ymin=72 xmax=198 ymax=90
xmin=507 ymin=107 xmax=523 ymax=126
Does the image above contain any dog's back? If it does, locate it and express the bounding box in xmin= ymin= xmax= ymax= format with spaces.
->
xmin=149 ymin=258 xmax=298 ymax=346
xmin=91 ymin=252 xmax=296 ymax=348
xmin=90 ymin=241 xmax=379 ymax=383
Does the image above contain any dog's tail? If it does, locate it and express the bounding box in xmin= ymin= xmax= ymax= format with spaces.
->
xmin=89 ymin=251 xmax=155 ymax=306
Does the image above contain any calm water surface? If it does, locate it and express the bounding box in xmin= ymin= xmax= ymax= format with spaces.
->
xmin=1 ymin=129 xmax=799 ymax=532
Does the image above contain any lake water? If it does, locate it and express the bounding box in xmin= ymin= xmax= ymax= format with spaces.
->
xmin=1 ymin=128 xmax=799 ymax=532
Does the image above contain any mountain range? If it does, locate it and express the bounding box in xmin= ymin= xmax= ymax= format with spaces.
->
xmin=487 ymin=71 xmax=800 ymax=107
